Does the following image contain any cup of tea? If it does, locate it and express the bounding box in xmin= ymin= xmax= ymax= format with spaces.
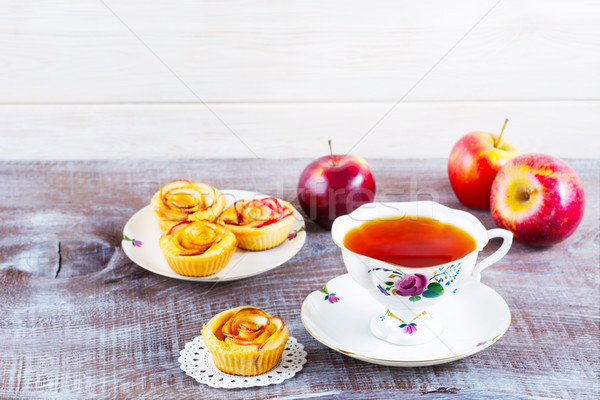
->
xmin=331 ymin=201 xmax=512 ymax=345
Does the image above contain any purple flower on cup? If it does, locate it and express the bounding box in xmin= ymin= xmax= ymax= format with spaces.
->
xmin=377 ymin=284 xmax=390 ymax=296
xmin=402 ymin=324 xmax=417 ymax=334
xmin=394 ymin=274 xmax=428 ymax=297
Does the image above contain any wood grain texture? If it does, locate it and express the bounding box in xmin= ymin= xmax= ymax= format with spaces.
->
xmin=1 ymin=0 xmax=599 ymax=103
xmin=0 ymin=158 xmax=598 ymax=399
xmin=0 ymin=101 xmax=599 ymax=160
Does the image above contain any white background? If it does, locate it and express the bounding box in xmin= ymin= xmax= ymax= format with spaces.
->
xmin=1 ymin=0 xmax=598 ymax=159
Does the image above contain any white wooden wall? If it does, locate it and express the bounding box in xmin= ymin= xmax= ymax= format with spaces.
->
xmin=1 ymin=0 xmax=599 ymax=159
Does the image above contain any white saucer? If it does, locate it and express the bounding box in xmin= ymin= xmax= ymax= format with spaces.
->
xmin=301 ymin=274 xmax=510 ymax=367
xmin=122 ymin=189 xmax=306 ymax=282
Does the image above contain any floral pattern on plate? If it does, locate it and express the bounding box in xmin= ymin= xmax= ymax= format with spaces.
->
xmin=320 ymin=285 xmax=339 ymax=304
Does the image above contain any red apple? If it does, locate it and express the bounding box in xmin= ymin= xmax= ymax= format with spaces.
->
xmin=490 ymin=154 xmax=585 ymax=247
xmin=448 ymin=120 xmax=520 ymax=209
xmin=298 ymin=141 xmax=376 ymax=228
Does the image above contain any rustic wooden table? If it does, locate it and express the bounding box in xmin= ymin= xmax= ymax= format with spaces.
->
xmin=1 ymin=159 xmax=598 ymax=400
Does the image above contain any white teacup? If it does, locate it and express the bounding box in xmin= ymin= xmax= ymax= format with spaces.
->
xmin=331 ymin=201 xmax=512 ymax=345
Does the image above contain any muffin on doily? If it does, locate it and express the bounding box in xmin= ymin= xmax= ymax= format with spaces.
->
xmin=151 ymin=180 xmax=226 ymax=232
xmin=201 ymin=306 xmax=289 ymax=376
xmin=218 ymin=197 xmax=295 ymax=251
xmin=159 ymin=220 xmax=237 ymax=277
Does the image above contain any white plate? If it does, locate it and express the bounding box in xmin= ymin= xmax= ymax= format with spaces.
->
xmin=122 ymin=189 xmax=306 ymax=282
xmin=301 ymin=274 xmax=510 ymax=367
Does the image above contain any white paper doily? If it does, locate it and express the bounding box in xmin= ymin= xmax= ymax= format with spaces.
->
xmin=178 ymin=336 xmax=307 ymax=388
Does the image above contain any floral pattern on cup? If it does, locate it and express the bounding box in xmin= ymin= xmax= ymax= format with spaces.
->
xmin=377 ymin=284 xmax=390 ymax=296
xmin=123 ymin=235 xmax=142 ymax=247
xmin=320 ymin=286 xmax=339 ymax=304
xmin=394 ymin=274 xmax=428 ymax=297
xmin=369 ymin=263 xmax=461 ymax=302
xmin=380 ymin=309 xmax=427 ymax=335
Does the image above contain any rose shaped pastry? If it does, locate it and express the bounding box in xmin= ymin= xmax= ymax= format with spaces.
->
xmin=159 ymin=220 xmax=237 ymax=277
xmin=394 ymin=273 xmax=428 ymax=297
xmin=151 ymin=180 xmax=226 ymax=232
xmin=218 ymin=197 xmax=296 ymax=251
xmin=201 ymin=306 xmax=289 ymax=376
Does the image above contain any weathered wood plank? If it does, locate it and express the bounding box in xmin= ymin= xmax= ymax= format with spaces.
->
xmin=0 ymin=159 xmax=598 ymax=399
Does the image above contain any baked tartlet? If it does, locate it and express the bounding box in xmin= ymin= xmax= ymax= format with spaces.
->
xmin=201 ymin=306 xmax=289 ymax=376
xmin=159 ymin=220 xmax=237 ymax=277
xmin=151 ymin=180 xmax=226 ymax=232
xmin=218 ymin=197 xmax=295 ymax=251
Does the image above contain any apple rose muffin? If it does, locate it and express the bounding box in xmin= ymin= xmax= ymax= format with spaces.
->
xmin=159 ymin=221 xmax=237 ymax=277
xmin=201 ymin=306 xmax=289 ymax=376
xmin=151 ymin=180 xmax=226 ymax=232
xmin=218 ymin=197 xmax=295 ymax=251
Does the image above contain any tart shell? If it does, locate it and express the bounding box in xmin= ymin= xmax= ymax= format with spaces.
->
xmin=159 ymin=221 xmax=237 ymax=277
xmin=219 ymin=199 xmax=296 ymax=251
xmin=201 ymin=306 xmax=290 ymax=376
xmin=151 ymin=182 xmax=226 ymax=232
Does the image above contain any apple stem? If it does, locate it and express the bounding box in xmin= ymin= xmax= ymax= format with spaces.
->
xmin=494 ymin=118 xmax=509 ymax=148
xmin=328 ymin=139 xmax=336 ymax=167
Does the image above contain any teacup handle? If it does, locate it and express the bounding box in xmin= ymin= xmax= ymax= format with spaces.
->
xmin=471 ymin=228 xmax=513 ymax=281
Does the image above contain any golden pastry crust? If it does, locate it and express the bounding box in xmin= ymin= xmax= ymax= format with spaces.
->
xmin=201 ymin=306 xmax=289 ymax=376
xmin=159 ymin=220 xmax=237 ymax=277
xmin=218 ymin=197 xmax=295 ymax=251
xmin=151 ymin=180 xmax=226 ymax=232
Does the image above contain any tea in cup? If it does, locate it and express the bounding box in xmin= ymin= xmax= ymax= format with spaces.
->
xmin=331 ymin=201 xmax=512 ymax=345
